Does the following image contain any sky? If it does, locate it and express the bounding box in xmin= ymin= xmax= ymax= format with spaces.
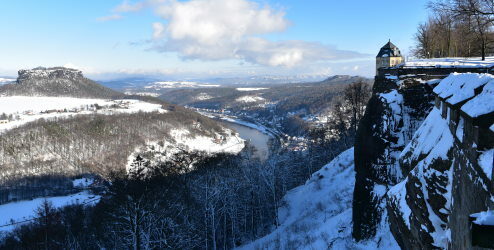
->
xmin=0 ymin=0 xmax=429 ymax=80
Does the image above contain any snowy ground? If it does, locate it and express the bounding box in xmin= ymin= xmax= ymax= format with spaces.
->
xmin=240 ymin=148 xmax=399 ymax=250
xmin=403 ymin=57 xmax=494 ymax=68
xmin=0 ymin=96 xmax=166 ymax=133
xmin=236 ymin=95 xmax=265 ymax=103
xmin=236 ymin=88 xmax=269 ymax=91
xmin=0 ymin=191 xmax=100 ymax=234
xmin=144 ymin=81 xmax=220 ymax=90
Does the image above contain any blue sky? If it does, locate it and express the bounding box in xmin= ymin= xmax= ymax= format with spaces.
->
xmin=0 ymin=0 xmax=429 ymax=79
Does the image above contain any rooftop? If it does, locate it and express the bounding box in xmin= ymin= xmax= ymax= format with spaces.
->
xmin=377 ymin=41 xmax=402 ymax=58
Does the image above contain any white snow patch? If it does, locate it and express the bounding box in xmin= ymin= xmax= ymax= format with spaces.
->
xmin=72 ymin=177 xmax=94 ymax=188
xmin=236 ymin=88 xmax=269 ymax=91
xmin=471 ymin=210 xmax=494 ymax=226
xmin=144 ymin=81 xmax=220 ymax=89
xmin=433 ymin=73 xmax=493 ymax=105
xmin=403 ymin=57 xmax=494 ymax=68
xmin=401 ymin=108 xmax=454 ymax=165
xmin=388 ymin=179 xmax=411 ymax=228
xmin=478 ymin=149 xmax=494 ymax=180
xmin=236 ymin=95 xmax=265 ymax=103
xmin=195 ymin=93 xmax=213 ymax=100
xmin=456 ymin=117 xmax=464 ymax=142
xmin=0 ymin=191 xmax=100 ymax=233
xmin=461 ymin=80 xmax=494 ymax=117
xmin=373 ymin=184 xmax=387 ymax=198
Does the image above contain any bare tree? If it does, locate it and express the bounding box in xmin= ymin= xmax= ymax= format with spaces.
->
xmin=344 ymin=81 xmax=371 ymax=134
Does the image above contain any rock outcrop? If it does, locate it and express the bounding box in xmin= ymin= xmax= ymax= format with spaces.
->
xmin=0 ymin=67 xmax=121 ymax=98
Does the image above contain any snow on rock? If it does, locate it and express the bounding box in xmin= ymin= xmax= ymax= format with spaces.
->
xmin=388 ymin=179 xmax=412 ymax=228
xmin=0 ymin=191 xmax=100 ymax=233
xmin=461 ymin=80 xmax=494 ymax=117
xmin=471 ymin=210 xmax=494 ymax=226
xmin=240 ymin=148 xmax=399 ymax=250
xmin=478 ymin=149 xmax=494 ymax=180
xmin=236 ymin=95 xmax=265 ymax=103
xmin=400 ymin=108 xmax=454 ymax=166
xmin=433 ymin=73 xmax=493 ymax=105
xmin=389 ymin=107 xmax=456 ymax=249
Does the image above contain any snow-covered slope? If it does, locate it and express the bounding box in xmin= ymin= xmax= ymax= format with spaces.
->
xmin=0 ymin=96 xmax=165 ymax=134
xmin=241 ymin=148 xmax=399 ymax=250
xmin=127 ymin=127 xmax=244 ymax=174
xmin=0 ymin=191 xmax=99 ymax=234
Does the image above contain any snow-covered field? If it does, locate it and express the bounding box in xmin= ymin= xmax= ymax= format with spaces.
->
xmin=144 ymin=81 xmax=220 ymax=90
xmin=236 ymin=88 xmax=269 ymax=91
xmin=0 ymin=96 xmax=166 ymax=133
xmin=0 ymin=191 xmax=100 ymax=233
xmin=236 ymin=95 xmax=265 ymax=103
xmin=403 ymin=57 xmax=494 ymax=68
xmin=241 ymin=148 xmax=399 ymax=250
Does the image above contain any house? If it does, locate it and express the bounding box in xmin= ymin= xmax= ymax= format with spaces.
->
xmin=376 ymin=40 xmax=403 ymax=74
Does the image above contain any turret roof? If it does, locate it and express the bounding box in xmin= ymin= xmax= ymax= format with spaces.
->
xmin=377 ymin=40 xmax=402 ymax=58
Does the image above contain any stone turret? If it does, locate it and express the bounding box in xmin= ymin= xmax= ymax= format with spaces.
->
xmin=376 ymin=40 xmax=403 ymax=75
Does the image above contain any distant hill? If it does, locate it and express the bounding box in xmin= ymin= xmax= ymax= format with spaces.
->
xmin=0 ymin=67 xmax=122 ymax=98
xmin=159 ymin=75 xmax=372 ymax=114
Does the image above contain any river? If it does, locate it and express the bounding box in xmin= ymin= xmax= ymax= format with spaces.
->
xmin=221 ymin=121 xmax=271 ymax=161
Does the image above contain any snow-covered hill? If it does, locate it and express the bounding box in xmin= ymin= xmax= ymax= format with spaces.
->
xmin=0 ymin=96 xmax=165 ymax=134
xmin=241 ymin=148 xmax=399 ymax=249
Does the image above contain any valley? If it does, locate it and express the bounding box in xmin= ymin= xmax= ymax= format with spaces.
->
xmin=3 ymin=1 xmax=494 ymax=248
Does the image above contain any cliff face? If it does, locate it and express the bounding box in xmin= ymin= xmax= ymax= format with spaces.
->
xmin=0 ymin=67 xmax=121 ymax=98
xmin=354 ymin=69 xmax=494 ymax=249
xmin=352 ymin=73 xmax=435 ymax=240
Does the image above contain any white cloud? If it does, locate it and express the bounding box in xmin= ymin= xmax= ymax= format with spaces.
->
xmin=107 ymin=0 xmax=367 ymax=68
xmin=152 ymin=22 xmax=165 ymax=39
xmin=114 ymin=0 xmax=146 ymax=12
xmin=96 ymin=14 xmax=123 ymax=22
